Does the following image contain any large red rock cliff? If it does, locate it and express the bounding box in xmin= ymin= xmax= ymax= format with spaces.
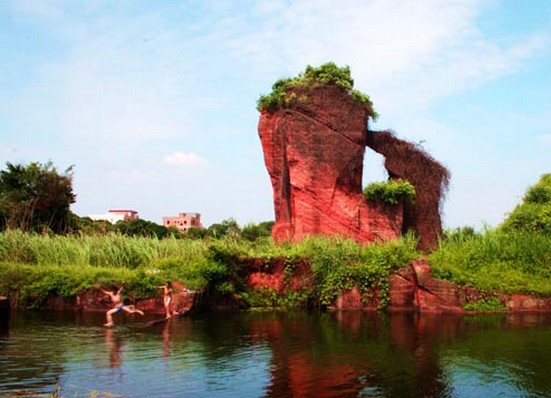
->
xmin=259 ymin=81 xmax=449 ymax=250
xmin=258 ymin=84 xmax=401 ymax=243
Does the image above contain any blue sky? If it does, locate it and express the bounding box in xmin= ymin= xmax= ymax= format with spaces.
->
xmin=1 ymin=0 xmax=550 ymax=229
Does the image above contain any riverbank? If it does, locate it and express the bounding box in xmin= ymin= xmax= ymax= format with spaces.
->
xmin=4 ymin=257 xmax=551 ymax=316
xmin=1 ymin=230 xmax=551 ymax=314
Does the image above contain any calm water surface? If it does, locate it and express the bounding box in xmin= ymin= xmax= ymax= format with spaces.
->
xmin=1 ymin=310 xmax=551 ymax=397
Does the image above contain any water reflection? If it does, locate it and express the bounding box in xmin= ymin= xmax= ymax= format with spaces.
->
xmin=162 ymin=320 xmax=171 ymax=361
xmin=2 ymin=311 xmax=551 ymax=397
xmin=104 ymin=327 xmax=125 ymax=369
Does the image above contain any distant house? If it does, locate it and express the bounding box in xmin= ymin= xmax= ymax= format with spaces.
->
xmin=89 ymin=209 xmax=139 ymax=224
xmin=163 ymin=212 xmax=203 ymax=232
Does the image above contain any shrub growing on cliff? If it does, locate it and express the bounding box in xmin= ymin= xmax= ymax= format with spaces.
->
xmin=363 ymin=179 xmax=416 ymax=205
xmin=257 ymin=62 xmax=377 ymax=118
xmin=308 ymin=234 xmax=419 ymax=308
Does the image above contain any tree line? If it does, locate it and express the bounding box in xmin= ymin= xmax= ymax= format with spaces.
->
xmin=0 ymin=161 xmax=274 ymax=240
xmin=2 ymin=160 xmax=550 ymax=239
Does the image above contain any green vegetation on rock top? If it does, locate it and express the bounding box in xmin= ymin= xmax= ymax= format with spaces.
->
xmin=257 ymin=62 xmax=377 ymax=118
xmin=364 ymin=179 xmax=416 ymax=205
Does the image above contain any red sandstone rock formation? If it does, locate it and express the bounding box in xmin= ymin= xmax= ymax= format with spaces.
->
xmin=242 ymin=254 xmax=551 ymax=313
xmin=259 ymin=84 xmax=401 ymax=244
xmin=366 ymin=131 xmax=450 ymax=250
xmin=331 ymin=258 xmax=551 ymax=313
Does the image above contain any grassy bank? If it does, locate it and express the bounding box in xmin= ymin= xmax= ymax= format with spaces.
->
xmin=430 ymin=228 xmax=551 ymax=295
xmin=0 ymin=230 xmax=419 ymax=309
xmin=2 ymin=227 xmax=551 ymax=311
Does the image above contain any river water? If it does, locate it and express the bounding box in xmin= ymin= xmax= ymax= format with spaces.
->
xmin=1 ymin=310 xmax=551 ymax=397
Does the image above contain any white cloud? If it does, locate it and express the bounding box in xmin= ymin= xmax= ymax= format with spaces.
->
xmin=162 ymin=151 xmax=207 ymax=168
xmin=231 ymin=0 xmax=549 ymax=113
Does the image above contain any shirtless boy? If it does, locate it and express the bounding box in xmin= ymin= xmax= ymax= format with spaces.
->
xmin=100 ymin=285 xmax=144 ymax=327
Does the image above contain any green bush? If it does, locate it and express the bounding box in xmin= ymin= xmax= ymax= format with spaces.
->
xmin=500 ymin=173 xmax=551 ymax=234
xmin=364 ymin=179 xmax=416 ymax=205
xmin=463 ymin=296 xmax=506 ymax=312
xmin=114 ymin=218 xmax=179 ymax=239
xmin=241 ymin=287 xmax=310 ymax=309
xmin=241 ymin=221 xmax=274 ymax=241
xmin=0 ymin=262 xmax=136 ymax=308
xmin=257 ymin=62 xmax=377 ymax=118
xmin=306 ymin=234 xmax=419 ymax=307
xmin=500 ymin=203 xmax=551 ymax=234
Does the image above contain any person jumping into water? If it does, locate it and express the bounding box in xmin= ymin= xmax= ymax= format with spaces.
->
xmin=100 ymin=285 xmax=144 ymax=327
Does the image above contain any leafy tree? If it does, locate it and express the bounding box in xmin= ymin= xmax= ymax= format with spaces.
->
xmin=500 ymin=173 xmax=551 ymax=234
xmin=241 ymin=221 xmax=274 ymax=241
xmin=206 ymin=218 xmax=241 ymax=239
xmin=185 ymin=226 xmax=208 ymax=239
xmin=114 ymin=218 xmax=179 ymax=239
xmin=73 ymin=216 xmax=116 ymax=235
xmin=0 ymin=161 xmax=76 ymax=233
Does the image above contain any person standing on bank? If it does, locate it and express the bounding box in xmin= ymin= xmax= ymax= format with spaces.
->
xmin=100 ymin=285 xmax=144 ymax=327
xmin=157 ymin=281 xmax=173 ymax=319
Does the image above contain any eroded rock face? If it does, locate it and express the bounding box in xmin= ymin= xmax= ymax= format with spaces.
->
xmin=366 ymin=131 xmax=450 ymax=251
xmin=258 ymin=85 xmax=402 ymax=243
xmin=333 ymin=258 xmax=551 ymax=313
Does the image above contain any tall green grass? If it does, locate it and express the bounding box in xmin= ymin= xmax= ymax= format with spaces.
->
xmin=0 ymin=230 xmax=420 ymax=309
xmin=3 ymin=228 xmax=550 ymax=309
xmin=0 ymin=229 xmax=207 ymax=268
xmin=429 ymin=228 xmax=551 ymax=295
xmin=0 ymin=230 xmax=211 ymax=307
xmin=194 ymin=232 xmax=420 ymax=307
